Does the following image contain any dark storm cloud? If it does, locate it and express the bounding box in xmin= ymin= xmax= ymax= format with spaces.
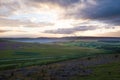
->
xmin=67 ymin=0 xmax=120 ymax=25
xmin=83 ymin=0 xmax=120 ymax=19
xmin=44 ymin=26 xmax=97 ymax=34
xmin=102 ymin=17 xmax=120 ymax=26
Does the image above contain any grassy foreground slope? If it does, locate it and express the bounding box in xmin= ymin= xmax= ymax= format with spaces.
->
xmin=0 ymin=54 xmax=119 ymax=80
xmin=71 ymin=62 xmax=120 ymax=80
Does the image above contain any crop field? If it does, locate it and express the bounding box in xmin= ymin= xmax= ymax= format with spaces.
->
xmin=0 ymin=39 xmax=120 ymax=80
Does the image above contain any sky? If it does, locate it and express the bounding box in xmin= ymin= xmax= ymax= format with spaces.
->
xmin=0 ymin=0 xmax=120 ymax=38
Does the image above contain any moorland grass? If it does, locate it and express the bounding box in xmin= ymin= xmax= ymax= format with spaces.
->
xmin=71 ymin=62 xmax=120 ymax=80
xmin=0 ymin=40 xmax=119 ymax=70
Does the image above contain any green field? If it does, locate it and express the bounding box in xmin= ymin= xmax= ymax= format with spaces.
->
xmin=0 ymin=40 xmax=108 ymax=70
xmin=0 ymin=39 xmax=120 ymax=70
xmin=0 ymin=39 xmax=120 ymax=80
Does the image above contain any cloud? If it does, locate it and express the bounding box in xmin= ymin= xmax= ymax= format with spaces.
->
xmin=84 ymin=0 xmax=120 ymax=19
xmin=0 ymin=18 xmax=24 ymax=27
xmin=0 ymin=18 xmax=54 ymax=27
xmin=0 ymin=30 xmax=10 ymax=33
xmin=0 ymin=0 xmax=119 ymax=37
xmin=29 ymin=0 xmax=80 ymax=7
xmin=26 ymin=22 xmax=54 ymax=27
xmin=0 ymin=0 xmax=80 ymax=18
xmin=64 ymin=0 xmax=120 ymax=25
xmin=0 ymin=0 xmax=22 ymax=17
xmin=1 ymin=0 xmax=120 ymax=21
xmin=44 ymin=26 xmax=97 ymax=34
